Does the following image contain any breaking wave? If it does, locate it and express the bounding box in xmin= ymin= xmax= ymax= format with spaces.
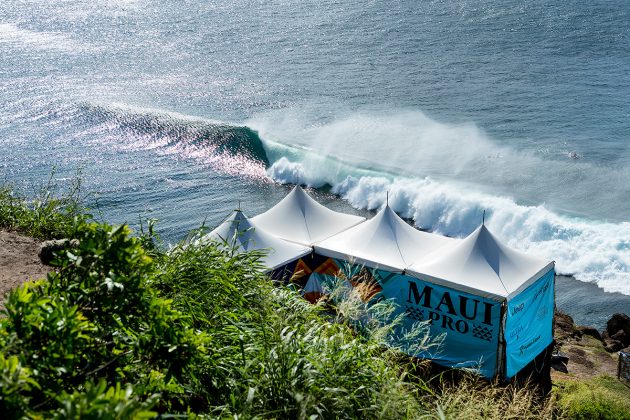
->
xmin=249 ymin=109 xmax=630 ymax=296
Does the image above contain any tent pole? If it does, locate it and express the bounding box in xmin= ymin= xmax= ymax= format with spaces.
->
xmin=552 ymin=266 xmax=557 ymax=345
xmin=496 ymin=300 xmax=507 ymax=381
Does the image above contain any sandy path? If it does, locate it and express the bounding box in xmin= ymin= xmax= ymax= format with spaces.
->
xmin=0 ymin=230 xmax=51 ymax=308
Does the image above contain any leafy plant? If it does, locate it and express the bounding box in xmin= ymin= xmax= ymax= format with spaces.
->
xmin=0 ymin=172 xmax=89 ymax=239
xmin=0 ymin=221 xmax=209 ymax=417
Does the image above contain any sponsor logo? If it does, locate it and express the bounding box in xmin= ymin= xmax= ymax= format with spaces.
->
xmin=509 ymin=324 xmax=525 ymax=341
xmin=519 ymin=335 xmax=541 ymax=355
xmin=406 ymin=281 xmax=496 ymax=341
xmin=511 ymin=302 xmax=524 ymax=316
xmin=532 ymin=279 xmax=551 ymax=302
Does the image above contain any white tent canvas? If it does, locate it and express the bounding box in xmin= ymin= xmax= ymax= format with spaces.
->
xmin=241 ymin=185 xmax=556 ymax=379
xmin=252 ymin=186 xmax=365 ymax=246
xmin=314 ymin=205 xmax=457 ymax=272
xmin=203 ymin=210 xmax=312 ymax=271
xmin=406 ymin=224 xmax=554 ymax=301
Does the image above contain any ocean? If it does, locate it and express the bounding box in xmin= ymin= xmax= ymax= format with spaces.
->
xmin=1 ymin=0 xmax=628 ymax=328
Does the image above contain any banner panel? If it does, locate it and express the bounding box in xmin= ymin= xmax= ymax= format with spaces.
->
xmin=379 ymin=272 xmax=502 ymax=378
xmin=505 ymin=269 xmax=555 ymax=378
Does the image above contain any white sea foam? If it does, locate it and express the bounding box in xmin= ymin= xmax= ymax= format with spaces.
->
xmin=249 ymin=108 xmax=630 ymax=222
xmin=252 ymin=108 xmax=630 ymax=296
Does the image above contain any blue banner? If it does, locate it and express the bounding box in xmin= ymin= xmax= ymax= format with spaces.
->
xmin=379 ymin=272 xmax=502 ymax=378
xmin=504 ymin=269 xmax=555 ymax=378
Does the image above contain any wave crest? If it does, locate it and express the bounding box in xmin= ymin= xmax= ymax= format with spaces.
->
xmin=76 ymin=103 xmax=270 ymax=179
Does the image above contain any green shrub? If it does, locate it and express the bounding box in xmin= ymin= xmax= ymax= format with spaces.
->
xmin=53 ymin=380 xmax=157 ymax=419
xmin=0 ymin=222 xmax=209 ymax=417
xmin=555 ymin=375 xmax=630 ymax=420
xmin=0 ymin=353 xmax=39 ymax=417
xmin=152 ymin=236 xmax=428 ymax=418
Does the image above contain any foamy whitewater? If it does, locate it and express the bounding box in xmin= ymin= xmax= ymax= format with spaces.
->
xmin=251 ymin=110 xmax=630 ymax=295
xmin=1 ymin=1 xmax=629 ymax=322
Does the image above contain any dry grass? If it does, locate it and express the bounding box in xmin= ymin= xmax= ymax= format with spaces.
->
xmin=426 ymin=377 xmax=561 ymax=419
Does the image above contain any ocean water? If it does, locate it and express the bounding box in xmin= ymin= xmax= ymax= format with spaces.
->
xmin=1 ymin=0 xmax=629 ymax=324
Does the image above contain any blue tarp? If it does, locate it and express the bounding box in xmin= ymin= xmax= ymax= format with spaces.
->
xmin=378 ymin=271 xmax=503 ymax=378
xmin=504 ymin=269 xmax=555 ymax=378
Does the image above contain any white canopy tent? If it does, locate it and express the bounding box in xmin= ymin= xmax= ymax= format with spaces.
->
xmin=252 ymin=186 xmax=366 ymax=246
xmin=406 ymin=224 xmax=554 ymax=301
xmin=203 ymin=210 xmax=312 ymax=271
xmin=216 ymin=188 xmax=555 ymax=379
xmin=314 ymin=205 xmax=457 ymax=272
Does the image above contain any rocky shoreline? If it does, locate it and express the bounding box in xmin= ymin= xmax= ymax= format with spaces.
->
xmin=553 ymin=311 xmax=629 ymax=382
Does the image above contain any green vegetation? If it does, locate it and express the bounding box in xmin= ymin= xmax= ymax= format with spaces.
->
xmin=0 ymin=174 xmax=89 ymax=239
xmin=554 ymin=375 xmax=630 ymax=420
xmin=0 ymin=181 xmax=628 ymax=418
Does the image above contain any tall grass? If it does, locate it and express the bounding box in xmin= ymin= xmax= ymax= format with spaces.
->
xmin=426 ymin=377 xmax=560 ymax=419
xmin=0 ymin=173 xmax=89 ymax=239
xmin=554 ymin=375 xmax=630 ymax=420
xmin=153 ymin=232 xmax=427 ymax=418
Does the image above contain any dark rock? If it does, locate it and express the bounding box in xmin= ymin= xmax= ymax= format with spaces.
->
xmin=604 ymin=338 xmax=624 ymax=353
xmin=606 ymin=313 xmax=630 ymax=337
xmin=552 ymin=352 xmax=569 ymax=364
xmin=555 ymin=312 xmax=575 ymax=336
xmin=576 ymin=326 xmax=602 ymax=341
xmin=551 ymin=352 xmax=569 ymax=373
xmin=602 ymin=330 xmax=610 ymax=341
xmin=611 ymin=330 xmax=630 ymax=347
xmin=39 ymin=239 xmax=79 ymax=265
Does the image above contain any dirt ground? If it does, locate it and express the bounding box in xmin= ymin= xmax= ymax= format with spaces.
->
xmin=0 ymin=230 xmax=51 ymax=308
xmin=551 ymin=316 xmax=620 ymax=382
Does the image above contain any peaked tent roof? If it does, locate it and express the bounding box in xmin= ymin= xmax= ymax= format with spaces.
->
xmin=203 ymin=210 xmax=312 ymax=271
xmin=314 ymin=205 xmax=457 ymax=273
xmin=406 ymin=224 xmax=554 ymax=301
xmin=251 ymin=186 xmax=366 ymax=246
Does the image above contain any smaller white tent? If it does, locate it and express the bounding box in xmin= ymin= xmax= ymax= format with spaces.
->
xmin=203 ymin=210 xmax=312 ymax=271
xmin=314 ymin=205 xmax=457 ymax=272
xmin=251 ymin=186 xmax=366 ymax=246
xmin=406 ymin=224 xmax=554 ymax=301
